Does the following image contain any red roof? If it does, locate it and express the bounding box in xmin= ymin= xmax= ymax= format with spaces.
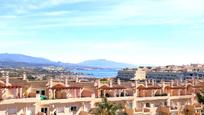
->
xmin=50 ymin=86 xmax=82 ymax=90
xmin=98 ymin=85 xmax=126 ymax=90
xmin=193 ymin=85 xmax=204 ymax=88
xmin=165 ymin=86 xmax=185 ymax=89
xmin=137 ymin=85 xmax=161 ymax=90
xmin=171 ymin=86 xmax=185 ymax=89
xmin=0 ymin=85 xmax=22 ymax=89
xmin=99 ymin=85 xmax=109 ymax=89
xmin=52 ymin=83 xmax=65 ymax=89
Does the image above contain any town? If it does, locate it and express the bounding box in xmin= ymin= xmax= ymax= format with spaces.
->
xmin=1 ymin=0 xmax=203 ymax=115
xmin=0 ymin=63 xmax=204 ymax=115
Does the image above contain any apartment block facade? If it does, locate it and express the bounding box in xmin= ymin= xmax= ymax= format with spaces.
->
xmin=0 ymin=73 xmax=203 ymax=115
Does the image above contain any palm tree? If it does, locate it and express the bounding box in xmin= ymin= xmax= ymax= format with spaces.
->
xmin=90 ymin=97 xmax=127 ymax=115
xmin=196 ymin=90 xmax=204 ymax=104
xmin=184 ymin=105 xmax=195 ymax=115
xmin=196 ymin=90 xmax=204 ymax=115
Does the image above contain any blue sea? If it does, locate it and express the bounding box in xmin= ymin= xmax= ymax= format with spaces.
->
xmin=72 ymin=69 xmax=118 ymax=78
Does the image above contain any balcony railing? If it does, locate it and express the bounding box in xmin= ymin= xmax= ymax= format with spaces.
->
xmin=0 ymin=93 xmax=194 ymax=105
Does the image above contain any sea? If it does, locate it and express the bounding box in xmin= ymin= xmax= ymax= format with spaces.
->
xmin=72 ymin=69 xmax=118 ymax=78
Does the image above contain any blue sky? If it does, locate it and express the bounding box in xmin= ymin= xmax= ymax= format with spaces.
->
xmin=0 ymin=0 xmax=204 ymax=65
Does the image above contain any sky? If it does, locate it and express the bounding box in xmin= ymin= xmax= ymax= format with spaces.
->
xmin=0 ymin=0 xmax=204 ymax=65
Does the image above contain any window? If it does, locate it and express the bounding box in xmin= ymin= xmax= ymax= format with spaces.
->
xmin=146 ymin=103 xmax=150 ymax=107
xmin=164 ymin=102 xmax=167 ymax=106
xmin=41 ymin=108 xmax=48 ymax=114
xmin=57 ymin=107 xmax=64 ymax=113
xmin=70 ymin=106 xmax=77 ymax=111
xmin=129 ymin=103 xmax=133 ymax=109
xmin=8 ymin=108 xmax=17 ymax=115
xmin=36 ymin=90 xmax=45 ymax=95
xmin=36 ymin=90 xmax=40 ymax=94
xmin=41 ymin=90 xmax=45 ymax=95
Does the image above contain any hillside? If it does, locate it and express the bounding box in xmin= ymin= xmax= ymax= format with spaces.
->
xmin=0 ymin=53 xmax=54 ymax=64
xmin=78 ymin=59 xmax=135 ymax=69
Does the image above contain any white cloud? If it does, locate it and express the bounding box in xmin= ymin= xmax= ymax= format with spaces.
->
xmin=43 ymin=11 xmax=71 ymax=16
xmin=48 ymin=0 xmax=91 ymax=5
xmin=2 ymin=0 xmax=204 ymax=29
xmin=1 ymin=0 xmax=204 ymax=65
xmin=23 ymin=0 xmax=204 ymax=28
xmin=0 ymin=40 xmax=32 ymax=48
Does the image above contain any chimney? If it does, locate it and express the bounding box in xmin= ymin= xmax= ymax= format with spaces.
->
xmin=161 ymin=80 xmax=165 ymax=93
xmin=94 ymin=80 xmax=98 ymax=87
xmin=171 ymin=80 xmax=174 ymax=86
xmin=192 ymin=77 xmax=195 ymax=86
xmin=161 ymin=80 xmax=165 ymax=87
xmin=23 ymin=72 xmax=27 ymax=80
xmin=75 ymin=77 xmax=79 ymax=83
xmin=109 ymin=79 xmax=113 ymax=87
xmin=185 ymin=80 xmax=188 ymax=87
xmin=145 ymin=80 xmax=148 ymax=87
xmin=176 ymin=80 xmax=179 ymax=86
xmin=65 ymin=78 xmax=69 ymax=87
xmin=49 ymin=78 xmax=53 ymax=88
xmin=97 ymin=79 xmax=101 ymax=88
xmin=2 ymin=71 xmax=5 ymax=78
xmin=117 ymin=78 xmax=121 ymax=85
xmin=180 ymin=78 xmax=183 ymax=83
xmin=5 ymin=72 xmax=9 ymax=86
xmin=135 ymin=80 xmax=138 ymax=87
xmin=148 ymin=79 xmax=151 ymax=84
xmin=152 ymin=79 xmax=155 ymax=86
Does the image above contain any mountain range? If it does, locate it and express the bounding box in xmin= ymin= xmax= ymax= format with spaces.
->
xmin=0 ymin=53 xmax=135 ymax=69
xmin=0 ymin=53 xmax=54 ymax=64
xmin=78 ymin=59 xmax=134 ymax=68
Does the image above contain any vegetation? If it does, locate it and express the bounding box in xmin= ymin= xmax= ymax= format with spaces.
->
xmin=27 ymin=74 xmax=36 ymax=81
xmin=183 ymin=105 xmax=195 ymax=115
xmin=196 ymin=90 xmax=204 ymax=104
xmin=100 ymin=78 xmax=108 ymax=83
xmin=194 ymin=90 xmax=204 ymax=115
xmin=90 ymin=97 xmax=127 ymax=115
xmin=100 ymin=78 xmax=108 ymax=81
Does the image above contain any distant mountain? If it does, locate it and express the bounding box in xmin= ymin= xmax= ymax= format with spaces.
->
xmin=0 ymin=53 xmax=135 ymax=69
xmin=0 ymin=53 xmax=54 ymax=64
xmin=78 ymin=59 xmax=135 ymax=69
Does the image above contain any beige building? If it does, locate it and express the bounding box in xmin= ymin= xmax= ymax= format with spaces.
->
xmin=117 ymin=65 xmax=204 ymax=81
xmin=135 ymin=68 xmax=147 ymax=80
xmin=117 ymin=68 xmax=147 ymax=80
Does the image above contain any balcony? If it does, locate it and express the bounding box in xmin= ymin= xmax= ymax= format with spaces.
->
xmin=0 ymin=98 xmax=38 ymax=104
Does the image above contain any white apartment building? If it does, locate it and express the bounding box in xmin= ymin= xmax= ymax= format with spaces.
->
xmin=117 ymin=68 xmax=147 ymax=80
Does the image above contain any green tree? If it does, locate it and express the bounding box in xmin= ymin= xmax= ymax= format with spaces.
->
xmin=195 ymin=90 xmax=204 ymax=115
xmin=90 ymin=97 xmax=127 ymax=115
xmin=196 ymin=90 xmax=204 ymax=104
